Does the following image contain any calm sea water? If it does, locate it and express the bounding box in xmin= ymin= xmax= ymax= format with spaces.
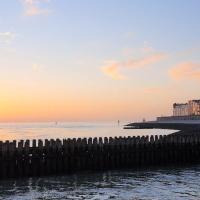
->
xmin=0 ymin=122 xmax=197 ymax=200
xmin=0 ymin=122 xmax=176 ymax=142
xmin=0 ymin=166 xmax=200 ymax=200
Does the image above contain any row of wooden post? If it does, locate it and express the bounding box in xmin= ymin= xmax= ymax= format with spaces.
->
xmin=0 ymin=134 xmax=200 ymax=179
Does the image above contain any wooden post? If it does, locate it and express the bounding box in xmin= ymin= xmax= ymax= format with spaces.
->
xmin=8 ymin=141 xmax=16 ymax=178
xmin=81 ymin=138 xmax=87 ymax=171
xmin=17 ymin=140 xmax=24 ymax=177
xmin=92 ymin=137 xmax=98 ymax=170
xmin=135 ymin=136 xmax=140 ymax=167
xmin=2 ymin=141 xmax=9 ymax=178
xmin=56 ymin=139 xmax=63 ymax=174
xmin=24 ymin=140 xmax=30 ymax=176
xmin=38 ymin=140 xmax=44 ymax=176
xmin=103 ymin=137 xmax=109 ymax=169
xmin=49 ymin=139 xmax=56 ymax=174
xmin=130 ymin=136 xmax=136 ymax=167
xmin=0 ymin=141 xmax=3 ymax=179
xmin=44 ymin=139 xmax=51 ymax=175
xmin=98 ymin=137 xmax=103 ymax=170
xmin=63 ymin=139 xmax=69 ymax=173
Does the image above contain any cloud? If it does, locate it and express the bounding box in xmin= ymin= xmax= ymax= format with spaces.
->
xmin=169 ymin=62 xmax=200 ymax=81
xmin=22 ymin=0 xmax=51 ymax=16
xmin=32 ymin=63 xmax=45 ymax=72
xmin=123 ymin=53 xmax=166 ymax=69
xmin=0 ymin=32 xmax=16 ymax=44
xmin=102 ymin=62 xmax=127 ymax=80
xmin=102 ymin=53 xmax=167 ymax=80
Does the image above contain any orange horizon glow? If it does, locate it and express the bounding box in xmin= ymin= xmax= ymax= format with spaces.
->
xmin=0 ymin=1 xmax=199 ymax=123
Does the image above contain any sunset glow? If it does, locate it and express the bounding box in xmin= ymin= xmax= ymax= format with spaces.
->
xmin=0 ymin=0 xmax=200 ymax=122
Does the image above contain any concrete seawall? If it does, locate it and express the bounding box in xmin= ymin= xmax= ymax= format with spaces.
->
xmin=1 ymin=135 xmax=200 ymax=179
xmin=124 ymin=122 xmax=200 ymax=136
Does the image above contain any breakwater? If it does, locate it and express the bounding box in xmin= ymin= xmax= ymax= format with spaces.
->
xmin=1 ymin=134 xmax=200 ymax=179
xmin=124 ymin=122 xmax=200 ymax=131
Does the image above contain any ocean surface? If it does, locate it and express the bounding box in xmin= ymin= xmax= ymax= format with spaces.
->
xmin=0 ymin=122 xmax=176 ymax=142
xmin=0 ymin=122 xmax=199 ymax=200
xmin=0 ymin=166 xmax=200 ymax=200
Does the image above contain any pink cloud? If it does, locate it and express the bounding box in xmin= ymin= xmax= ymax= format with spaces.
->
xmin=102 ymin=62 xmax=127 ymax=80
xmin=102 ymin=53 xmax=167 ymax=80
xmin=22 ymin=0 xmax=50 ymax=16
xmin=169 ymin=62 xmax=200 ymax=81
xmin=123 ymin=53 xmax=166 ymax=69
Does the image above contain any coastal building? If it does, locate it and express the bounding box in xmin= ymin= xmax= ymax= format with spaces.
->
xmin=173 ymin=103 xmax=188 ymax=116
xmin=173 ymin=99 xmax=200 ymax=116
xmin=188 ymin=100 xmax=200 ymax=115
xmin=157 ymin=99 xmax=200 ymax=122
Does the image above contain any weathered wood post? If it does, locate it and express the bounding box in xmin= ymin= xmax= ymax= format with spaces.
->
xmin=81 ymin=138 xmax=87 ymax=170
xmin=124 ymin=137 xmax=130 ymax=167
xmin=113 ymin=137 xmax=118 ymax=168
xmin=55 ymin=139 xmax=63 ymax=173
xmin=8 ymin=141 xmax=16 ymax=178
xmin=38 ymin=139 xmax=44 ymax=176
xmin=194 ymin=135 xmax=199 ymax=163
xmin=49 ymin=139 xmax=56 ymax=174
xmin=98 ymin=137 xmax=104 ymax=170
xmin=0 ymin=141 xmax=3 ymax=178
xmin=197 ymin=135 xmax=200 ymax=163
xmin=44 ymin=139 xmax=50 ymax=175
xmin=149 ymin=135 xmax=154 ymax=165
xmin=140 ymin=136 xmax=145 ymax=166
xmin=67 ymin=138 xmax=74 ymax=173
xmin=92 ymin=137 xmax=98 ymax=170
xmin=2 ymin=141 xmax=9 ymax=178
xmin=130 ymin=136 xmax=136 ymax=167
xmin=17 ymin=140 xmax=24 ymax=177
xmin=135 ymin=136 xmax=140 ymax=167
xmin=87 ymin=138 xmax=93 ymax=170
xmin=103 ymin=137 xmax=109 ymax=169
xmin=30 ymin=139 xmax=37 ymax=176
xmin=157 ymin=135 xmax=163 ymax=165
xmin=154 ymin=135 xmax=159 ymax=165
xmin=117 ymin=137 xmax=122 ymax=167
xmin=162 ymin=135 xmax=168 ymax=164
xmin=63 ymin=139 xmax=69 ymax=173
xmin=173 ymin=135 xmax=179 ymax=164
xmin=108 ymin=137 xmax=114 ymax=169
xmin=24 ymin=140 xmax=30 ymax=176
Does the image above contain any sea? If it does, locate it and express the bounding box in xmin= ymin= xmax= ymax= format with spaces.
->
xmin=0 ymin=122 xmax=199 ymax=200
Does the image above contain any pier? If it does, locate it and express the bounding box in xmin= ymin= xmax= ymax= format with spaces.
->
xmin=1 ymin=134 xmax=200 ymax=179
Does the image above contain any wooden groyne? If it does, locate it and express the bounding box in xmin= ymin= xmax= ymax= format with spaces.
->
xmin=1 ymin=135 xmax=200 ymax=179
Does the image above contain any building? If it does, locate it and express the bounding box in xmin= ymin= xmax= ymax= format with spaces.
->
xmin=188 ymin=100 xmax=200 ymax=115
xmin=173 ymin=103 xmax=188 ymax=116
xmin=173 ymin=99 xmax=200 ymax=116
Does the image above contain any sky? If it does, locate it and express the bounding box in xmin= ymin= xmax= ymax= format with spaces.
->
xmin=0 ymin=0 xmax=200 ymax=122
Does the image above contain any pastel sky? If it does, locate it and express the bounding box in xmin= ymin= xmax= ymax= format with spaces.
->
xmin=0 ymin=0 xmax=200 ymax=122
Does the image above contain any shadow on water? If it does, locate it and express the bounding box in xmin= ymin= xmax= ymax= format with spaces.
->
xmin=1 ymin=165 xmax=200 ymax=200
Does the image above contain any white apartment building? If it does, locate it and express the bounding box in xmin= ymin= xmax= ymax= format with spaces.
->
xmin=188 ymin=100 xmax=200 ymax=115
xmin=173 ymin=99 xmax=200 ymax=116
xmin=173 ymin=103 xmax=188 ymax=116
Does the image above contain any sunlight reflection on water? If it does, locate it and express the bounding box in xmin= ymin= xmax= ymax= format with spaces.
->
xmin=0 ymin=122 xmax=177 ymax=141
